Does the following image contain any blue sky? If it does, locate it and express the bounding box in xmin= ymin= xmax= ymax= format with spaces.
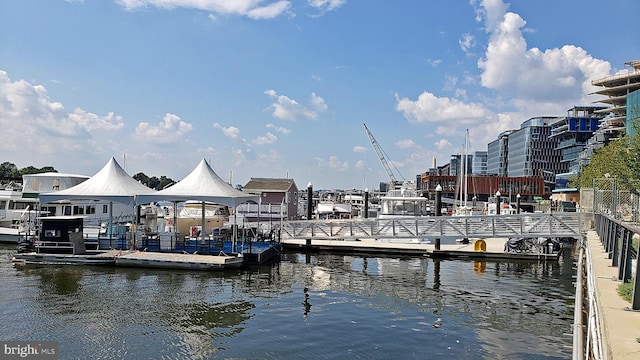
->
xmin=1 ymin=0 xmax=638 ymax=190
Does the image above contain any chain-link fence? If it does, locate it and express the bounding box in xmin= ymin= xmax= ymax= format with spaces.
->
xmin=591 ymin=177 xmax=639 ymax=223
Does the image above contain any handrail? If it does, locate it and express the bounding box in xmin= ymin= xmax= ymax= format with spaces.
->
xmin=573 ymin=246 xmax=585 ymax=360
xmin=280 ymin=213 xmax=582 ymax=241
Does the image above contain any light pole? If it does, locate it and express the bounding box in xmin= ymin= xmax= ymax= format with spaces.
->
xmin=516 ymin=193 xmax=521 ymax=214
xmin=435 ymin=184 xmax=442 ymax=251
xmin=496 ymin=190 xmax=501 ymax=215
xmin=307 ymin=182 xmax=313 ymax=220
xmin=364 ymin=188 xmax=369 ymax=219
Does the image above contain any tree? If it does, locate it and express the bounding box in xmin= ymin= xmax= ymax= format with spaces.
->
xmin=132 ymin=172 xmax=175 ymax=190
xmin=0 ymin=162 xmax=20 ymax=180
xmin=133 ymin=172 xmax=150 ymax=185
xmin=574 ymin=137 xmax=636 ymax=192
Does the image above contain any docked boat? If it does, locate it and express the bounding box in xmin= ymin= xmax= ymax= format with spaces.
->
xmin=378 ymin=182 xmax=430 ymax=218
xmin=452 ymin=129 xmax=483 ymax=216
xmin=375 ymin=182 xmax=432 ymax=243
xmin=160 ymin=200 xmax=231 ymax=237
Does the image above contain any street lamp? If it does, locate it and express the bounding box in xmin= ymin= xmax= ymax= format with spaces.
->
xmin=306 ymin=182 xmax=313 ymax=220
xmin=516 ymin=193 xmax=521 ymax=214
xmin=435 ymin=184 xmax=442 ymax=251
xmin=496 ymin=190 xmax=501 ymax=215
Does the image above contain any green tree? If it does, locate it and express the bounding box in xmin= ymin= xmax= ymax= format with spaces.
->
xmin=0 ymin=162 xmax=20 ymax=179
xmin=574 ymin=137 xmax=636 ymax=191
xmin=157 ymin=176 xmax=175 ymax=190
xmin=133 ymin=172 xmax=150 ymax=185
xmin=147 ymin=176 xmax=160 ymax=190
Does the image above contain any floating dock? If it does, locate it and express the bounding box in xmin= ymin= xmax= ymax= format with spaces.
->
xmin=12 ymin=240 xmax=281 ymax=269
xmin=12 ymin=249 xmax=119 ymax=266
xmin=115 ymin=250 xmax=244 ymax=270
xmin=281 ymin=237 xmax=561 ymax=261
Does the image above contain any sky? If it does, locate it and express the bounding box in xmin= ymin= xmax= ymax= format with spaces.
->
xmin=1 ymin=0 xmax=638 ymax=190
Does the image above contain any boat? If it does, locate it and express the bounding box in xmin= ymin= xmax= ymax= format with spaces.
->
xmin=314 ymin=190 xmax=353 ymax=219
xmin=453 ymin=130 xmax=483 ymax=216
xmin=378 ymin=182 xmax=430 ymax=218
xmin=162 ymin=200 xmax=230 ymax=237
xmin=0 ymin=184 xmax=40 ymax=243
xmin=375 ymin=181 xmax=432 ymax=243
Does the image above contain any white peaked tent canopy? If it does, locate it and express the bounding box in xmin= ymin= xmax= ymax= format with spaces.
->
xmin=38 ymin=157 xmax=156 ymax=205
xmin=135 ymin=159 xmax=259 ymax=207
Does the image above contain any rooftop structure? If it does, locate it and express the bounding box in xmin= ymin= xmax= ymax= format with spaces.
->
xmin=550 ymin=106 xmax=606 ymax=186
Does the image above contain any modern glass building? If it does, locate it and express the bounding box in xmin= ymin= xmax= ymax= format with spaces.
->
xmin=487 ymin=130 xmax=512 ymax=176
xmin=627 ymin=89 xmax=640 ymax=138
xmin=471 ymin=151 xmax=488 ymax=175
xmin=507 ymin=117 xmax=564 ymax=192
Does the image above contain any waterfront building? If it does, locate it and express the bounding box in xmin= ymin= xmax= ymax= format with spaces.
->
xmin=487 ymin=130 xmax=513 ymax=176
xmin=581 ymin=60 xmax=640 ymax=165
xmin=506 ymin=117 xmax=564 ymax=192
xmin=471 ymin=151 xmax=488 ymax=175
xmin=449 ymin=154 xmax=472 ymax=177
xmin=419 ymin=173 xmax=544 ymax=206
xmin=550 ymin=106 xmax=606 ymax=187
xmin=627 ymin=89 xmax=640 ymax=138
xmin=236 ymin=178 xmax=299 ymax=222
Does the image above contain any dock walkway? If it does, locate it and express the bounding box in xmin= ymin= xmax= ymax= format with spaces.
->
xmin=588 ymin=230 xmax=640 ymax=359
xmin=281 ymin=237 xmax=560 ymax=261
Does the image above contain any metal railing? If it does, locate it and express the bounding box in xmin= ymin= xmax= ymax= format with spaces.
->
xmin=280 ymin=212 xmax=582 ymax=241
xmin=594 ymin=213 xmax=640 ymax=310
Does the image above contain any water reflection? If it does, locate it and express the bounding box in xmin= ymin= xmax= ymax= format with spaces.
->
xmin=1 ymin=244 xmax=575 ymax=359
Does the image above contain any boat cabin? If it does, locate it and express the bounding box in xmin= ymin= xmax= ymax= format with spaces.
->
xmin=37 ymin=216 xmax=87 ymax=254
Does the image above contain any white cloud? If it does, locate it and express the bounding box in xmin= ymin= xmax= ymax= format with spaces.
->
xmin=310 ymin=92 xmax=328 ymax=112
xmin=69 ymin=108 xmax=124 ymax=131
xmin=476 ymin=0 xmax=611 ymax=104
xmin=264 ymin=89 xmax=327 ymax=120
xmin=213 ymin=122 xmax=240 ymax=138
xmin=0 ymin=70 xmax=125 ymax=163
xmin=428 ymin=58 xmax=442 ymax=67
xmin=396 ymin=139 xmax=417 ymax=149
xmin=354 ymin=160 xmax=364 ymax=169
xmin=434 ymin=138 xmax=452 ymax=150
xmin=266 ymin=123 xmax=291 ymax=134
xmin=117 ymin=0 xmax=292 ymax=19
xmin=395 ymin=91 xmax=492 ymax=124
xmin=459 ymin=33 xmax=475 ymax=53
xmin=352 ymin=145 xmax=367 ymax=153
xmin=308 ymin=0 xmax=346 ymax=15
xmin=253 ymin=132 xmax=278 ymax=145
xmin=314 ymin=155 xmax=349 ymax=170
xmin=135 ymin=113 xmax=193 ymax=144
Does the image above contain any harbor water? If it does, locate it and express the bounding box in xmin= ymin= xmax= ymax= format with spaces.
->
xmin=0 ymin=244 xmax=576 ymax=359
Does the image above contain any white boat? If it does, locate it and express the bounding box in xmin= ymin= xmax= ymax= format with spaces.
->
xmin=314 ymin=191 xmax=353 ymax=219
xmin=161 ymin=201 xmax=230 ymax=237
xmin=378 ymin=182 xmax=430 ymax=218
xmin=453 ymin=129 xmax=483 ymax=216
xmin=375 ymin=182 xmax=431 ymax=243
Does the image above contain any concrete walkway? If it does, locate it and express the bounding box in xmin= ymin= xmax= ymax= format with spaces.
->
xmin=588 ymin=230 xmax=640 ymax=359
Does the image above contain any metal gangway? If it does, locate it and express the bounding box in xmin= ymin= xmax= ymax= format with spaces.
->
xmin=280 ymin=213 xmax=582 ymax=241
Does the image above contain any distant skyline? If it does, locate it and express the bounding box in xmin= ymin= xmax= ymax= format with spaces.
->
xmin=1 ymin=0 xmax=638 ymax=189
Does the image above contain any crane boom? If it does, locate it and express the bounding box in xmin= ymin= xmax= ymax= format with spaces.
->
xmin=363 ymin=123 xmax=403 ymax=183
